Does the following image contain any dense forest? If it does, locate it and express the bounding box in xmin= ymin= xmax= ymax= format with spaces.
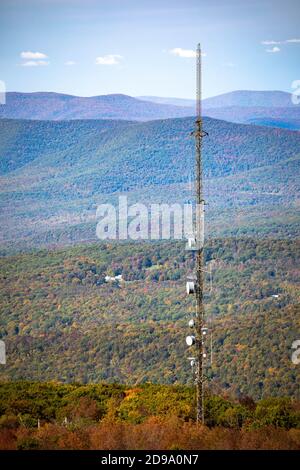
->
xmin=0 ymin=381 xmax=299 ymax=449
xmin=0 ymin=116 xmax=299 ymax=248
xmin=0 ymin=238 xmax=299 ymax=398
xmin=0 ymin=110 xmax=299 ymax=451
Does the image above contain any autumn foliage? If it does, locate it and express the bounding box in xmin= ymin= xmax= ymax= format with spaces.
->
xmin=0 ymin=381 xmax=299 ymax=450
xmin=1 ymin=417 xmax=300 ymax=450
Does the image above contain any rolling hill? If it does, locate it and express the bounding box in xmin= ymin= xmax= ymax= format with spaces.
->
xmin=139 ymin=90 xmax=295 ymax=109
xmin=1 ymin=90 xmax=299 ymax=130
xmin=0 ymin=116 xmax=299 ymax=249
xmin=138 ymin=91 xmax=300 ymax=130
xmin=202 ymin=106 xmax=300 ymax=130
xmin=203 ymin=90 xmax=295 ymax=108
xmin=0 ymin=100 xmax=299 ymax=407
xmin=137 ymin=96 xmax=196 ymax=107
xmin=0 ymin=92 xmax=194 ymax=121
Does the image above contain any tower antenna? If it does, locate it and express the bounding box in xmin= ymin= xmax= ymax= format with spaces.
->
xmin=185 ymin=43 xmax=208 ymax=425
xmin=195 ymin=42 xmax=206 ymax=424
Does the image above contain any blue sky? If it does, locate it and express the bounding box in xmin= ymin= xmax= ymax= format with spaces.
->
xmin=0 ymin=0 xmax=299 ymax=98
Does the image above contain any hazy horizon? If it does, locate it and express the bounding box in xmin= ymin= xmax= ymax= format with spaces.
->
xmin=3 ymin=88 xmax=294 ymax=100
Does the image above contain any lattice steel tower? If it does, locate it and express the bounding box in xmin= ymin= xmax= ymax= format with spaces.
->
xmin=185 ymin=43 xmax=208 ymax=424
xmin=195 ymin=42 xmax=207 ymax=425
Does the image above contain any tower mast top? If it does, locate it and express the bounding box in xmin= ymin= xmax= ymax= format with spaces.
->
xmin=196 ymin=43 xmax=201 ymax=120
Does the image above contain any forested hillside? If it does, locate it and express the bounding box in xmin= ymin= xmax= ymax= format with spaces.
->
xmin=203 ymin=106 xmax=300 ymax=130
xmin=0 ymin=116 xmax=299 ymax=249
xmin=0 ymin=238 xmax=299 ymax=399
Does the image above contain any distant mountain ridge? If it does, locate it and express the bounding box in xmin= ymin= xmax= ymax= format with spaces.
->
xmin=137 ymin=96 xmax=196 ymax=107
xmin=139 ymin=90 xmax=296 ymax=108
xmin=137 ymin=91 xmax=300 ymax=129
xmin=1 ymin=90 xmax=299 ymax=130
xmin=204 ymin=90 xmax=296 ymax=108
xmin=0 ymin=92 xmax=194 ymax=121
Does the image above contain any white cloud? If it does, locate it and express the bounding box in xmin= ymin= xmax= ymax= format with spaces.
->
xmin=95 ymin=54 xmax=122 ymax=65
xmin=261 ymin=40 xmax=281 ymax=45
xmin=20 ymin=51 xmax=48 ymax=60
xmin=169 ymin=48 xmax=207 ymax=58
xmin=21 ymin=60 xmax=49 ymax=66
xmin=286 ymin=38 xmax=300 ymax=43
xmin=170 ymin=48 xmax=196 ymax=58
xmin=262 ymin=38 xmax=300 ymax=46
xmin=65 ymin=60 xmax=76 ymax=66
xmin=266 ymin=46 xmax=280 ymax=53
xmin=169 ymin=47 xmax=207 ymax=58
